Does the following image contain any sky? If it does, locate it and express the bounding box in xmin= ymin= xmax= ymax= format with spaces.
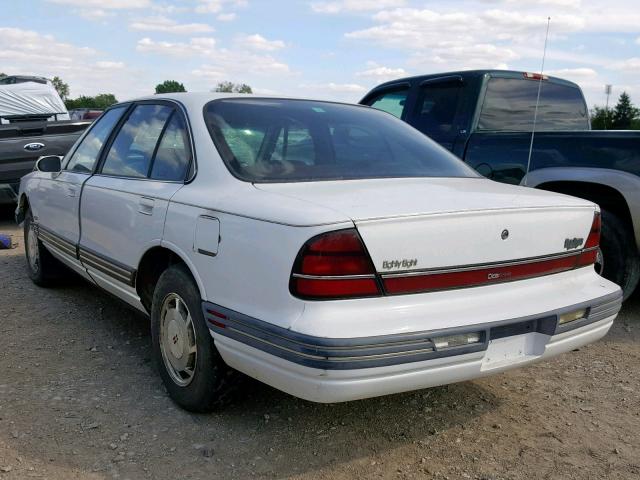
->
xmin=2 ymin=0 xmax=640 ymax=108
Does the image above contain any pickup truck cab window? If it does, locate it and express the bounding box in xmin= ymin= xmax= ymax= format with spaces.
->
xmin=478 ymin=77 xmax=589 ymax=131
xmin=365 ymin=89 xmax=408 ymax=118
xmin=65 ymin=107 xmax=126 ymax=173
xmin=101 ymin=104 xmax=173 ymax=178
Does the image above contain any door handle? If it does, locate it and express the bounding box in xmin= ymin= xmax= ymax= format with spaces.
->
xmin=66 ymin=186 xmax=77 ymax=197
xmin=138 ymin=197 xmax=155 ymax=216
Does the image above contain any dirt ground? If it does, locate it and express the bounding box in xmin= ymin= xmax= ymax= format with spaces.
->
xmin=1 ymin=207 xmax=639 ymax=480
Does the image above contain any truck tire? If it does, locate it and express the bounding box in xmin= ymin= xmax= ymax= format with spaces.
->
xmin=151 ymin=264 xmax=237 ymax=412
xmin=599 ymin=209 xmax=640 ymax=300
xmin=23 ymin=209 xmax=66 ymax=287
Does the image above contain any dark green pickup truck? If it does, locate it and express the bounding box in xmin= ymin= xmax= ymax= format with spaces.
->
xmin=361 ymin=70 xmax=640 ymax=299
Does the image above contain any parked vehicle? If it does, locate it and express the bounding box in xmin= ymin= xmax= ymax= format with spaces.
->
xmin=361 ymin=70 xmax=640 ymax=299
xmin=0 ymin=81 xmax=90 ymax=204
xmin=69 ymin=108 xmax=103 ymax=121
xmin=16 ymin=93 xmax=621 ymax=411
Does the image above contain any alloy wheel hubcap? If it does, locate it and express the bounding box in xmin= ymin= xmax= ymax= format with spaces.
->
xmin=159 ymin=293 xmax=197 ymax=387
xmin=27 ymin=223 xmax=39 ymax=272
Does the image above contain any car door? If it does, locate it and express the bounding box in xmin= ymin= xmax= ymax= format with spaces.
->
xmin=78 ymin=101 xmax=192 ymax=308
xmin=32 ymin=106 xmax=127 ymax=276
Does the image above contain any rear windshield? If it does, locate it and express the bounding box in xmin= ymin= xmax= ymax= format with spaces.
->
xmin=204 ymin=98 xmax=477 ymax=182
xmin=478 ymin=77 xmax=589 ymax=131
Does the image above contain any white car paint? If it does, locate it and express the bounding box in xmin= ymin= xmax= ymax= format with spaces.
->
xmin=18 ymin=92 xmax=622 ymax=404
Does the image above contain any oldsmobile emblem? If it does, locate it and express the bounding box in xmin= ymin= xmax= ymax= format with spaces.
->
xmin=501 ymin=229 xmax=509 ymax=240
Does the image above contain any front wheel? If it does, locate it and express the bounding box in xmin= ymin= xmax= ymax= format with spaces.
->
xmin=599 ymin=209 xmax=640 ymax=300
xmin=23 ymin=209 xmax=65 ymax=287
xmin=151 ymin=264 xmax=236 ymax=412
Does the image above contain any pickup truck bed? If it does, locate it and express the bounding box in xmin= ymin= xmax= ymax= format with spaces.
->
xmin=361 ymin=70 xmax=640 ymax=299
xmin=0 ymin=120 xmax=90 ymax=203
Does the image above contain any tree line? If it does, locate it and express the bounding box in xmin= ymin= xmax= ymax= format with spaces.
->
xmin=590 ymin=92 xmax=640 ymax=130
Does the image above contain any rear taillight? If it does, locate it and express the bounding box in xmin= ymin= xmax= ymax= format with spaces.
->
xmin=290 ymin=229 xmax=381 ymax=299
xmin=577 ymin=211 xmax=601 ymax=267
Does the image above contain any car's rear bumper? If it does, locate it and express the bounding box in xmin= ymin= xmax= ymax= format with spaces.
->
xmin=204 ymin=289 xmax=621 ymax=402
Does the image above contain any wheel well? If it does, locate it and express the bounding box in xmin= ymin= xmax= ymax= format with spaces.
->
xmin=136 ymin=247 xmax=191 ymax=313
xmin=16 ymin=194 xmax=30 ymax=223
xmin=537 ymin=181 xmax=636 ymax=246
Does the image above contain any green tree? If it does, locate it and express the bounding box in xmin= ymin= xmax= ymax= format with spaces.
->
xmin=52 ymin=76 xmax=69 ymax=100
xmin=155 ymin=80 xmax=186 ymax=94
xmin=214 ymin=81 xmax=252 ymax=94
xmin=610 ymin=92 xmax=638 ymax=130
xmin=590 ymin=106 xmax=614 ymax=130
xmin=0 ymin=72 xmax=7 ymax=80
xmin=65 ymin=93 xmax=118 ymax=110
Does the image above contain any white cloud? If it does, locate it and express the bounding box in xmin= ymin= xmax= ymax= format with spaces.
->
xmin=0 ymin=27 xmax=145 ymax=100
xmin=130 ymin=16 xmax=214 ymax=34
xmin=355 ymin=63 xmax=408 ymax=82
xmin=193 ymin=51 xmax=290 ymax=78
xmin=217 ymin=13 xmax=237 ymax=21
xmin=195 ymin=0 xmax=247 ymax=14
xmin=239 ymin=34 xmax=286 ymax=51
xmin=136 ymin=37 xmax=217 ymax=57
xmin=76 ymin=8 xmax=112 ymax=20
xmin=547 ymin=67 xmax=598 ymax=78
xmin=301 ymin=82 xmax=367 ymax=93
xmin=311 ymin=0 xmax=405 ymax=13
xmin=47 ymin=0 xmax=150 ymax=8
xmin=95 ymin=61 xmax=126 ymax=69
xmin=636 ymin=37 xmax=640 ymax=45
xmin=609 ymin=58 xmax=640 ymax=73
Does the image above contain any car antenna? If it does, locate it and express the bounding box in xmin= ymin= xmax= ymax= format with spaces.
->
xmin=524 ymin=16 xmax=551 ymax=187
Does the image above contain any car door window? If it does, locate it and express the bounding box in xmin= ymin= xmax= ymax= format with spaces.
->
xmin=101 ymin=104 xmax=172 ymax=178
xmin=149 ymin=112 xmax=191 ymax=181
xmin=366 ymin=89 xmax=409 ymax=118
xmin=65 ymin=107 xmax=126 ymax=173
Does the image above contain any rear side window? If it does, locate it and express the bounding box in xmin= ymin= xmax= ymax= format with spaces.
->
xmin=478 ymin=77 xmax=589 ymax=131
xmin=65 ymin=107 xmax=126 ymax=173
xmin=413 ymin=82 xmax=463 ymax=136
xmin=204 ymin=98 xmax=478 ymax=182
xmin=150 ymin=113 xmax=191 ymax=181
xmin=366 ymin=89 xmax=408 ymax=118
xmin=102 ymin=104 xmax=172 ymax=178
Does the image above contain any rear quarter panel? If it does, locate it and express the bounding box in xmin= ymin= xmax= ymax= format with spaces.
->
xmin=162 ymin=198 xmax=353 ymax=329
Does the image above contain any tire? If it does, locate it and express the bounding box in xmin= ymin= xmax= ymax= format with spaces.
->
xmin=599 ymin=209 xmax=640 ymax=301
xmin=23 ymin=209 xmax=65 ymax=287
xmin=151 ymin=264 xmax=236 ymax=412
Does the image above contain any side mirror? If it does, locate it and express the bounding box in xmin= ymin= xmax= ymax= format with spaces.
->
xmin=35 ymin=155 xmax=62 ymax=173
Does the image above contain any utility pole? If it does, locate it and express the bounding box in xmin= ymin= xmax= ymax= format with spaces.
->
xmin=604 ymin=84 xmax=612 ymax=130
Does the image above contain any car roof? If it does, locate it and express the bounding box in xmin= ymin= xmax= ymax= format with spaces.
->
xmin=365 ymin=69 xmax=581 ymax=96
xmin=108 ymin=92 xmax=374 ymax=115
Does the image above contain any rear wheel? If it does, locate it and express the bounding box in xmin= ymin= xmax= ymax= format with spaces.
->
xmin=599 ymin=209 xmax=640 ymax=300
xmin=151 ymin=264 xmax=236 ymax=412
xmin=23 ymin=209 xmax=65 ymax=287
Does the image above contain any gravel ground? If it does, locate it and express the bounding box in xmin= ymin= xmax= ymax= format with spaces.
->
xmin=1 ymin=208 xmax=639 ymax=480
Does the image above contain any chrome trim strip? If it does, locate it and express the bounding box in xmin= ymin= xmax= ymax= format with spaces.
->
xmin=381 ymin=250 xmax=583 ymax=278
xmin=79 ymin=249 xmax=133 ymax=277
xmin=292 ymin=273 xmax=377 ymax=280
xmin=81 ymin=257 xmax=132 ymax=285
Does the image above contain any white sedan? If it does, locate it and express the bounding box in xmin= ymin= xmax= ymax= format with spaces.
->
xmin=16 ymin=93 xmax=622 ymax=412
